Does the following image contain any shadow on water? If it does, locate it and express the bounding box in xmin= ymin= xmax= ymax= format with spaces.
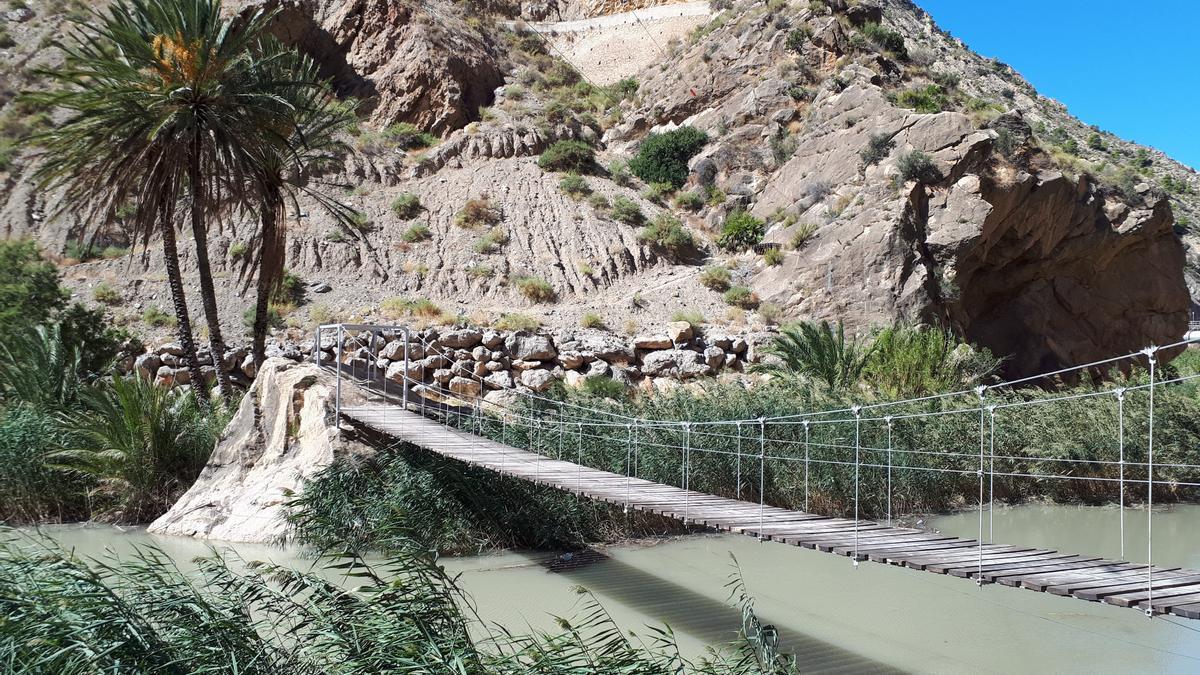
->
xmin=537 ymin=547 xmax=903 ymax=674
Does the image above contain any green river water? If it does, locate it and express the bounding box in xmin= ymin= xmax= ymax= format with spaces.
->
xmin=28 ymin=503 xmax=1200 ymax=673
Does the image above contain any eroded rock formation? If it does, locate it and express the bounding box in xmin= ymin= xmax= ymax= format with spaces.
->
xmin=148 ymin=358 xmax=370 ymax=542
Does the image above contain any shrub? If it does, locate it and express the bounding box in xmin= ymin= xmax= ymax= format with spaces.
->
xmin=785 ymin=28 xmax=809 ymax=52
xmin=558 ymin=173 xmax=591 ymax=198
xmin=610 ymin=196 xmax=644 ymax=225
xmin=391 ymin=193 xmax=422 ymax=219
xmin=670 ymin=309 xmax=705 ymax=329
xmin=581 ymin=376 xmax=627 ymax=399
xmin=272 ymin=270 xmax=303 ymax=304
xmin=717 ymin=210 xmax=764 ymax=251
xmin=538 ymin=140 xmax=595 ymax=173
xmin=897 ymin=150 xmax=944 ymax=184
xmin=637 ymin=214 xmax=695 ymax=255
xmin=454 ymin=198 xmax=502 ymax=229
xmin=789 ymin=222 xmax=819 ymax=249
xmin=699 ymin=265 xmax=731 ymax=291
xmin=860 ymin=132 xmax=895 ymax=167
xmin=580 ymin=312 xmax=606 ymax=329
xmin=495 ymin=312 xmax=541 ymax=331
xmin=467 ymin=264 xmax=494 ymax=279
xmin=641 ymin=182 xmax=674 ymax=204
xmin=381 ymin=297 xmax=442 ymax=320
xmin=757 ymin=302 xmax=782 ymax=324
xmin=515 ymin=276 xmax=555 ymax=302
xmin=763 ymin=247 xmax=784 ymax=266
xmin=0 ymin=407 xmax=88 ymax=523
xmin=607 ymin=159 xmax=634 ymax=186
xmin=751 ymin=320 xmax=869 ymax=392
xmin=92 ymin=282 xmax=121 ymax=304
xmin=588 ymin=193 xmax=611 ymax=211
xmin=242 ymin=305 xmax=284 ymax=330
xmin=228 ymin=242 xmax=249 ymax=259
xmin=673 ymin=190 xmax=704 ymax=211
xmin=723 ymin=285 xmax=760 ymax=309
xmin=1087 ymin=133 xmax=1106 ymax=151
xmin=401 ymin=223 xmax=432 ymax=243
xmin=472 ymin=227 xmax=509 ymax=254
xmin=860 ymin=22 xmax=907 ymax=59
xmin=892 ymin=85 xmax=950 ymax=114
xmin=383 ymin=123 xmax=437 ymax=150
xmin=628 ymin=126 xmax=708 ymax=188
xmin=349 ymin=211 xmax=373 ymax=231
xmin=0 ymin=29 xmax=14 ymax=49
xmin=142 ymin=307 xmax=176 ymax=327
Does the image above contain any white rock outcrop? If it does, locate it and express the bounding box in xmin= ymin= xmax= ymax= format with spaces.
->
xmin=148 ymin=358 xmax=367 ymax=543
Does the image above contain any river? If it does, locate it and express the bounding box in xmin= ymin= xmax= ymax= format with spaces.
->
xmin=25 ymin=503 xmax=1200 ymax=674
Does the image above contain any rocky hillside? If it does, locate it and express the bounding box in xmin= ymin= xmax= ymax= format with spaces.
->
xmin=0 ymin=0 xmax=1195 ymax=377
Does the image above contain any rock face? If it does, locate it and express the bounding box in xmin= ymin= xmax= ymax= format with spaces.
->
xmin=148 ymin=358 xmax=369 ymax=543
xmin=261 ymin=0 xmax=503 ymax=135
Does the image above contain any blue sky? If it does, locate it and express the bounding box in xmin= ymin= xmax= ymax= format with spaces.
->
xmin=916 ymin=1 xmax=1200 ymax=170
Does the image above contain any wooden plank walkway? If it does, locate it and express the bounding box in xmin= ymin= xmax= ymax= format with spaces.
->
xmin=342 ymin=404 xmax=1200 ymax=621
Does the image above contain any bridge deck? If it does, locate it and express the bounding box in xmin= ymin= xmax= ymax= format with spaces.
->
xmin=343 ymin=404 xmax=1200 ymax=621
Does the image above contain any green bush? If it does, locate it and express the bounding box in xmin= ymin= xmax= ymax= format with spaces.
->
xmin=383 ymin=123 xmax=437 ymax=150
xmin=641 ymin=182 xmax=675 ymax=204
xmin=892 ymin=85 xmax=951 ymax=114
xmin=897 ymin=150 xmax=944 ymax=184
xmin=537 ymin=140 xmax=595 ymax=173
xmin=860 ymin=132 xmax=895 ymax=167
xmin=472 ymin=227 xmax=509 ymax=254
xmin=789 ymin=222 xmax=819 ymax=249
xmin=228 ymin=241 xmax=249 ymax=259
xmin=673 ymin=190 xmax=705 ymax=211
xmin=494 ymin=312 xmax=541 ymax=331
xmin=391 ymin=193 xmax=422 ymax=219
xmin=717 ymin=210 xmax=764 ymax=251
xmin=588 ymin=193 xmax=610 ymax=210
xmin=785 ymin=28 xmax=809 ymax=52
xmin=558 ymin=173 xmax=591 ymax=198
xmin=0 ymin=240 xmax=66 ymax=343
xmin=723 ymin=285 xmax=760 ymax=309
xmin=401 ymin=223 xmax=432 ymax=243
xmin=670 ymin=309 xmax=705 ymax=329
xmin=92 ymin=282 xmax=121 ymax=304
xmin=610 ymin=196 xmax=644 ymax=225
xmin=454 ymin=198 xmax=502 ymax=229
xmin=699 ymin=265 xmax=731 ymax=291
xmin=0 ymin=407 xmax=89 ymax=523
xmin=763 ymin=247 xmax=784 ymax=266
xmin=607 ymin=159 xmax=634 ymax=186
xmin=142 ymin=307 xmax=176 ymax=327
xmin=628 ymin=126 xmax=708 ymax=188
xmin=860 ymin=22 xmax=907 ymax=59
xmin=580 ymin=312 xmax=606 ymax=329
xmin=515 ymin=276 xmax=555 ymax=302
xmin=637 ymin=214 xmax=695 ymax=256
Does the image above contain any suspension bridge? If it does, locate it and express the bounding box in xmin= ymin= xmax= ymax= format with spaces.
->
xmin=316 ymin=322 xmax=1200 ymax=621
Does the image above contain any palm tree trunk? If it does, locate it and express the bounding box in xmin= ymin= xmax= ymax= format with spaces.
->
xmin=159 ymin=201 xmax=209 ymax=407
xmin=187 ymin=137 xmax=234 ymax=402
xmin=252 ymin=189 xmax=282 ymax=370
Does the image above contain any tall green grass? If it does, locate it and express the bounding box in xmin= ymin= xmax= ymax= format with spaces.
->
xmin=0 ymin=530 xmax=797 ymax=674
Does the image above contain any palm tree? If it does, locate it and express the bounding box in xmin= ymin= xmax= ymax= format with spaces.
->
xmin=751 ymin=320 xmax=873 ymax=393
xmin=240 ymin=56 xmax=357 ymax=369
xmin=32 ymin=0 xmax=312 ymax=403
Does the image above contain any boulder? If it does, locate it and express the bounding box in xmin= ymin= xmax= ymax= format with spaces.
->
xmin=704 ymin=346 xmax=726 ymax=369
xmin=666 ymin=321 xmax=694 ymax=343
xmin=481 ymin=330 xmax=504 ymax=348
xmin=433 ymin=368 xmax=454 ymax=384
xmin=640 ymin=350 xmax=712 ymax=379
xmin=135 ymin=353 xmax=161 ymax=380
xmin=520 ymin=368 xmax=555 ymax=392
xmin=557 ymin=351 xmax=585 ymax=369
xmin=506 ymin=333 xmax=557 ymax=361
xmin=449 ymin=376 xmax=482 ymax=398
xmin=484 ymin=370 xmax=514 ymax=390
xmin=633 ymin=334 xmax=673 ymax=350
xmin=561 ymin=331 xmax=635 ymax=363
xmin=438 ymin=328 xmax=483 ymax=349
xmin=385 ymin=360 xmax=424 ymax=384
